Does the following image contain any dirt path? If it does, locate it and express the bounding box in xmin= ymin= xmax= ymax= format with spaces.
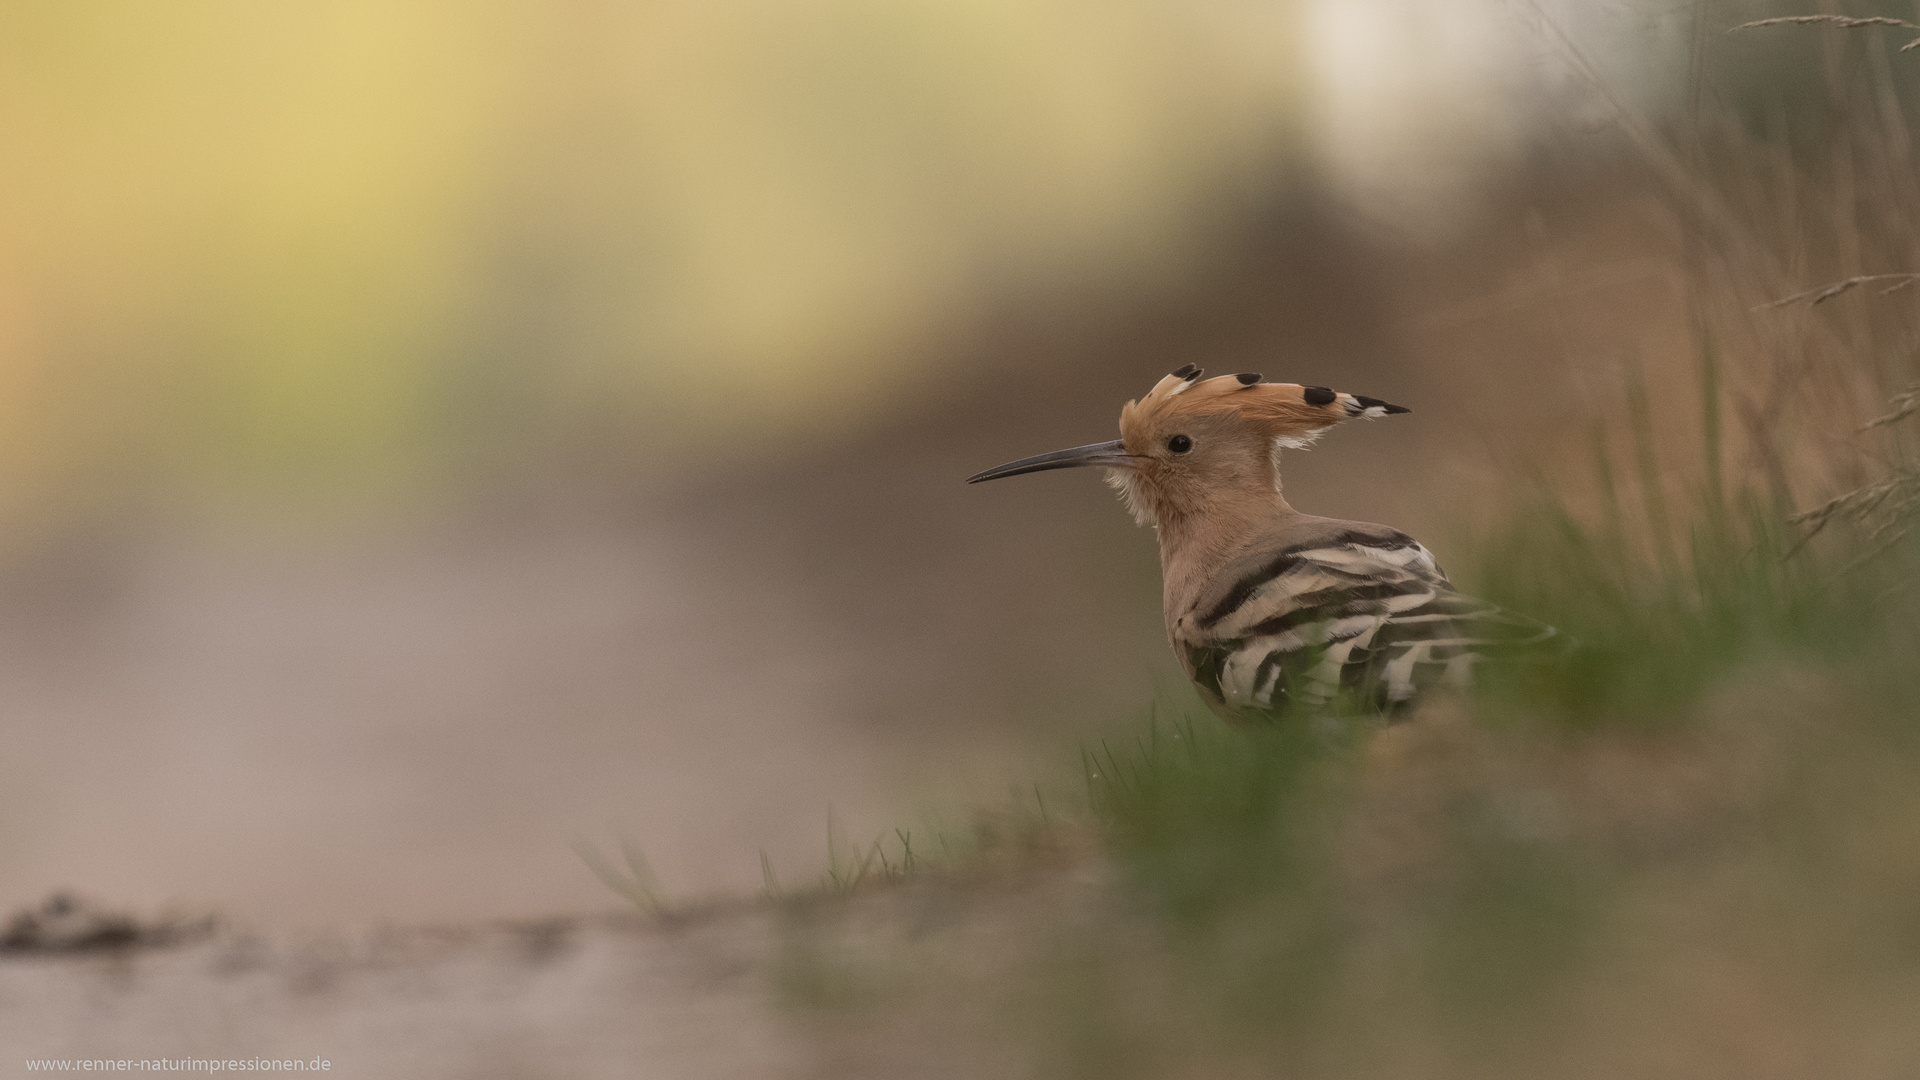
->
xmin=0 ymin=904 xmax=797 ymax=1079
xmin=0 ymin=868 xmax=1103 ymax=1080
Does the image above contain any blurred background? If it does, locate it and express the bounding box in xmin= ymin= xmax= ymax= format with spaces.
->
xmin=0 ymin=0 xmax=1910 ymax=928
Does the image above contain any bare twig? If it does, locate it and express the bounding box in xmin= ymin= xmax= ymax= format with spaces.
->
xmin=1756 ymin=273 xmax=1920 ymax=309
xmin=1731 ymin=15 xmax=1920 ymax=51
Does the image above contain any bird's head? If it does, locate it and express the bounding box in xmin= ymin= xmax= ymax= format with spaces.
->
xmin=966 ymin=365 xmax=1409 ymax=527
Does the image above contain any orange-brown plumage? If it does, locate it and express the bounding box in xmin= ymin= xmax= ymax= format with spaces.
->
xmin=1119 ymin=369 xmax=1387 ymax=449
xmin=1105 ymin=367 xmax=1407 ymax=533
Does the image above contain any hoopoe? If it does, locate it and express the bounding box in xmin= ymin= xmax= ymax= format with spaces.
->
xmin=967 ymin=365 xmax=1561 ymax=722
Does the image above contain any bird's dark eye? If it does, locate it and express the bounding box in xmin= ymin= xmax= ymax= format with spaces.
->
xmin=1167 ymin=434 xmax=1193 ymax=454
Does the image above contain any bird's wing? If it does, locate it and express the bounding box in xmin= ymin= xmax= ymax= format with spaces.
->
xmin=1181 ymin=530 xmax=1561 ymax=715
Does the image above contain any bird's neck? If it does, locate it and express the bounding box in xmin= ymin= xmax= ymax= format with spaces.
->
xmin=1153 ymin=488 xmax=1298 ymax=584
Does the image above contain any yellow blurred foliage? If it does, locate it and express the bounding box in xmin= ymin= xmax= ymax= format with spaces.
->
xmin=0 ymin=1 xmax=1314 ymax=519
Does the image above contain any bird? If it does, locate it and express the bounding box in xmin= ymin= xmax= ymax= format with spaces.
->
xmin=966 ymin=365 xmax=1562 ymax=722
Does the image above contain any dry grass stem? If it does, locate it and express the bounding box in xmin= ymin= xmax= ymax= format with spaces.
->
xmin=1791 ymin=470 xmax=1920 ymax=553
xmin=1786 ymin=383 xmax=1920 ymax=553
xmin=1757 ymin=272 xmax=1920 ymax=309
xmin=1731 ymin=15 xmax=1920 ymax=52
xmin=1862 ymin=384 xmax=1920 ymax=430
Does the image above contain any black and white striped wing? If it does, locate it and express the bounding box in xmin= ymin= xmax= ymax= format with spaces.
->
xmin=1183 ymin=532 xmax=1560 ymax=716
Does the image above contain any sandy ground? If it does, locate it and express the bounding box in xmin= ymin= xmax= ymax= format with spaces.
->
xmin=0 ymin=870 xmax=1105 ymax=1080
xmin=0 ymin=471 xmax=1170 ymax=929
xmin=0 ymin=902 xmax=797 ymax=1078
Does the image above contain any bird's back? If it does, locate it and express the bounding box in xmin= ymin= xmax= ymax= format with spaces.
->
xmin=1170 ymin=515 xmax=1560 ymax=720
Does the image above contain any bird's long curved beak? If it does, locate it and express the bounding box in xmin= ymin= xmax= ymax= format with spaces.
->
xmin=966 ymin=439 xmax=1135 ymax=484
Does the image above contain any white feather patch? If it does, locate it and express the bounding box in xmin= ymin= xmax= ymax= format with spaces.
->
xmin=1336 ymin=393 xmax=1388 ymax=420
xmin=1412 ymin=543 xmax=1439 ymax=571
xmin=1103 ymin=468 xmax=1155 ymax=527
xmin=1383 ymin=642 xmax=1432 ymax=701
xmin=1291 ymin=545 xmax=1427 ymax=571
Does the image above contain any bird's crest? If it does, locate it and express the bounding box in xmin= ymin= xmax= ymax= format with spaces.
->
xmin=1120 ymin=364 xmax=1408 ymax=451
